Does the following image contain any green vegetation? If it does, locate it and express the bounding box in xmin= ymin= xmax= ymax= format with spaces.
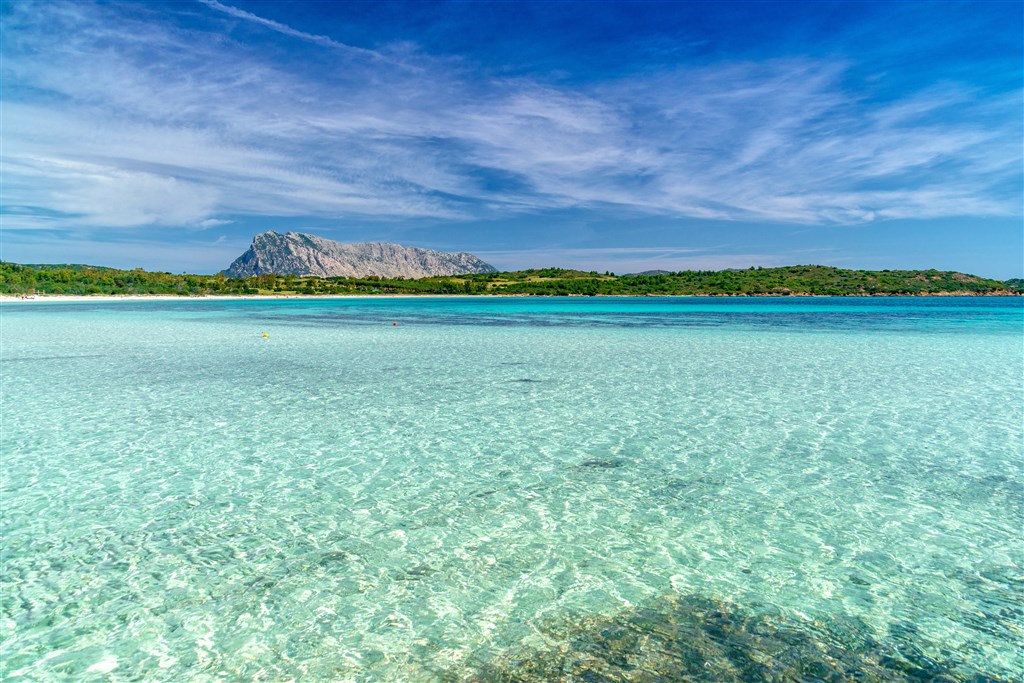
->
xmin=0 ymin=262 xmax=1018 ymax=297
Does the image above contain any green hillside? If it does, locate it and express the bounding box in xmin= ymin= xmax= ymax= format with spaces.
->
xmin=0 ymin=262 xmax=1018 ymax=297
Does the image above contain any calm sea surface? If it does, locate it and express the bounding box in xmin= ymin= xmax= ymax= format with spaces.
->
xmin=2 ymin=297 xmax=1022 ymax=681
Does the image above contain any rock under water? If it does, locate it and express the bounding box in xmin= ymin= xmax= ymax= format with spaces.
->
xmin=461 ymin=592 xmax=1016 ymax=682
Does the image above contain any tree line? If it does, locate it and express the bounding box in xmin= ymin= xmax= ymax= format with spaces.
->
xmin=0 ymin=262 xmax=1018 ymax=297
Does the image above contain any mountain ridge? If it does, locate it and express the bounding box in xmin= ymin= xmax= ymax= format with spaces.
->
xmin=223 ymin=231 xmax=496 ymax=278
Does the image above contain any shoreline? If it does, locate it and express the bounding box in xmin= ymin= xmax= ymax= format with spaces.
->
xmin=1 ymin=291 xmax=1020 ymax=303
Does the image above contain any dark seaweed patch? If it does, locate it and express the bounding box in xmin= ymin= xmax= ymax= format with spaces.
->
xmin=246 ymin=575 xmax=277 ymax=592
xmin=578 ymin=459 xmax=627 ymax=469
xmin=462 ymin=592 xmax=1016 ymax=682
xmin=315 ymin=550 xmax=349 ymax=567
xmin=393 ymin=563 xmax=437 ymax=581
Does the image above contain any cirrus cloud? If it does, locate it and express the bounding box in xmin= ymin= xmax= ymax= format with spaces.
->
xmin=1 ymin=0 xmax=1019 ymax=238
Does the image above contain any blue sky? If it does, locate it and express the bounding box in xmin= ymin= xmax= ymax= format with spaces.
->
xmin=2 ymin=0 xmax=1021 ymax=277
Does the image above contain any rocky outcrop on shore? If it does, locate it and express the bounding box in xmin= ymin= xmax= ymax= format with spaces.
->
xmin=223 ymin=231 xmax=496 ymax=278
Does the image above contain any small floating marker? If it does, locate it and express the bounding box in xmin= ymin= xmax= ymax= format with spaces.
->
xmin=393 ymin=322 xmax=397 ymax=326
xmin=263 ymin=332 xmax=269 ymax=338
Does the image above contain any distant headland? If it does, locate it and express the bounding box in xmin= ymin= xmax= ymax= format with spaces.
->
xmin=2 ymin=230 xmax=1021 ymax=297
xmin=1 ymin=261 xmax=1020 ymax=297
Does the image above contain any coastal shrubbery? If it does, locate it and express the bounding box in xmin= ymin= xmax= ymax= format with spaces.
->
xmin=0 ymin=261 xmax=1017 ymax=296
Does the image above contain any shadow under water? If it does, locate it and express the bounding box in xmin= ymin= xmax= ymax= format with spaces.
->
xmin=458 ymin=592 xmax=1019 ymax=683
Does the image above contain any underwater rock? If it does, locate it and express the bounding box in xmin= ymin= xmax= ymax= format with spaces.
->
xmin=577 ymin=459 xmax=626 ymax=469
xmin=463 ymin=592 xmax=1017 ymax=682
xmin=393 ymin=563 xmax=437 ymax=581
xmin=315 ymin=550 xmax=349 ymax=567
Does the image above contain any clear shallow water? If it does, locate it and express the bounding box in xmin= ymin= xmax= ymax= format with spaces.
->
xmin=1 ymin=297 xmax=1021 ymax=681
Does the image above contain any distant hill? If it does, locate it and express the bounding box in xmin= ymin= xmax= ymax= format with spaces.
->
xmin=465 ymin=266 xmax=1018 ymax=296
xmin=624 ymin=270 xmax=672 ymax=277
xmin=223 ymin=231 xmax=496 ymax=278
xmin=0 ymin=262 xmax=1018 ymax=297
xmin=20 ymin=263 xmax=117 ymax=272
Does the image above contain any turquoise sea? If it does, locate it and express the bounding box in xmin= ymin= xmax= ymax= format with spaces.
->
xmin=1 ymin=296 xmax=1022 ymax=681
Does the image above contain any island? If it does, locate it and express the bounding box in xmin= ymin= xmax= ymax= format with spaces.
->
xmin=1 ymin=262 xmax=1020 ymax=297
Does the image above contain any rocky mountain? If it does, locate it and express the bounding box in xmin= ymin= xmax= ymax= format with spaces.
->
xmin=223 ymin=231 xmax=496 ymax=278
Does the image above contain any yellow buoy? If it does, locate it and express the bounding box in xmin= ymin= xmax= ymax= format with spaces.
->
xmin=263 ymin=332 xmax=269 ymax=338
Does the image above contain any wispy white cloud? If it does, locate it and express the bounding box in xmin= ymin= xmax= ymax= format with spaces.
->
xmin=200 ymin=219 xmax=234 ymax=229
xmin=2 ymin=155 xmax=220 ymax=228
xmin=2 ymin=0 xmax=1020 ymax=240
xmin=0 ymin=233 xmax=245 ymax=273
xmin=195 ymin=0 xmax=383 ymax=58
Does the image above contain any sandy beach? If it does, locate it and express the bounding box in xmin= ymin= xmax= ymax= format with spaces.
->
xmin=0 ymin=294 xmax=471 ymax=303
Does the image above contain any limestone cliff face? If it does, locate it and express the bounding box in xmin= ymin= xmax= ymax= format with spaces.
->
xmin=223 ymin=231 xmax=496 ymax=278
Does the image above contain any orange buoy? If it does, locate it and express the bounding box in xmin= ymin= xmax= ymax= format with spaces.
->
xmin=393 ymin=322 xmax=397 ymax=326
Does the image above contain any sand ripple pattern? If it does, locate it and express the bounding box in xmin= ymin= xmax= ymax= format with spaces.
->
xmin=1 ymin=297 xmax=1021 ymax=681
